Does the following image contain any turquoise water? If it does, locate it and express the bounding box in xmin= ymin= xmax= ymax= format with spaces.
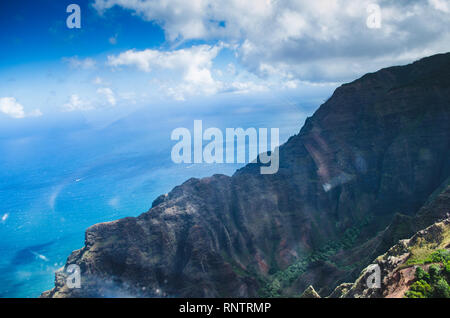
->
xmin=0 ymin=92 xmax=328 ymax=297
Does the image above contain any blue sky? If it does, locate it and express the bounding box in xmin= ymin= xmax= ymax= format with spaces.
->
xmin=0 ymin=0 xmax=449 ymax=123
xmin=0 ymin=0 xmax=165 ymax=67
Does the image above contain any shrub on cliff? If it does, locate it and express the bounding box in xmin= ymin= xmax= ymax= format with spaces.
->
xmin=432 ymin=279 xmax=450 ymax=298
xmin=405 ymin=261 xmax=450 ymax=298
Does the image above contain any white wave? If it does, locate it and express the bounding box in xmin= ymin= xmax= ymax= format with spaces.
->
xmin=1 ymin=213 xmax=9 ymax=222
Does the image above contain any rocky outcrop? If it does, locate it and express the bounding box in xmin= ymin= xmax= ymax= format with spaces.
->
xmin=330 ymin=197 xmax=450 ymax=298
xmin=328 ymin=283 xmax=353 ymax=298
xmin=300 ymin=285 xmax=321 ymax=298
xmin=42 ymin=53 xmax=450 ymax=298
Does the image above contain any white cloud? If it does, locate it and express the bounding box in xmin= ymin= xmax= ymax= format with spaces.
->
xmin=0 ymin=97 xmax=42 ymax=119
xmin=228 ymin=81 xmax=268 ymax=94
xmin=29 ymin=109 xmax=43 ymax=117
xmin=63 ymin=94 xmax=93 ymax=112
xmin=429 ymin=0 xmax=449 ymax=12
xmin=63 ymin=56 xmax=97 ymax=69
xmin=93 ymin=76 xmax=103 ymax=85
xmin=108 ymin=197 xmax=120 ymax=208
xmin=63 ymin=89 xmax=117 ymax=112
xmin=97 ymin=87 xmax=117 ymax=106
xmin=107 ymin=42 xmax=317 ymax=100
xmin=94 ymin=0 xmax=450 ymax=82
xmin=118 ymin=91 xmax=137 ymax=104
xmin=0 ymin=97 xmax=25 ymax=118
xmin=108 ymin=44 xmax=222 ymax=100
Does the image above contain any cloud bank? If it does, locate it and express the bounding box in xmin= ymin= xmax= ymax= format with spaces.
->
xmin=94 ymin=0 xmax=450 ymax=82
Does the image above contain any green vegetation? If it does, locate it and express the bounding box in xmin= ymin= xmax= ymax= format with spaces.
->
xmin=403 ymin=225 xmax=450 ymax=266
xmin=405 ymin=250 xmax=450 ymax=298
xmin=406 ymin=248 xmax=450 ymax=266
xmin=259 ymin=215 xmax=373 ymax=297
